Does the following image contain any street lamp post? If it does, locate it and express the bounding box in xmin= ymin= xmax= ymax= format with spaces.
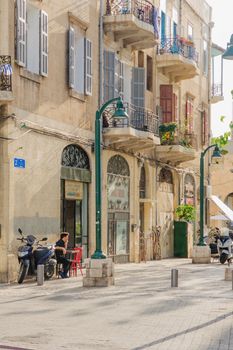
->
xmin=198 ymin=144 xmax=222 ymax=246
xmin=91 ymin=97 xmax=128 ymax=259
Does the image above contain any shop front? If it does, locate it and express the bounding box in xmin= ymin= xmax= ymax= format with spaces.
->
xmin=107 ymin=155 xmax=130 ymax=263
xmin=60 ymin=144 xmax=91 ymax=259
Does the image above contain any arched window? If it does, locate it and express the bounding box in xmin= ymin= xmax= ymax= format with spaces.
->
xmin=226 ymin=193 xmax=233 ymax=210
xmin=139 ymin=165 xmax=146 ymax=198
xmin=184 ymin=174 xmax=195 ymax=205
xmin=159 ymin=168 xmax=173 ymax=184
xmin=61 ymin=144 xmax=90 ymax=169
xmin=107 ymin=155 xmax=130 ymax=176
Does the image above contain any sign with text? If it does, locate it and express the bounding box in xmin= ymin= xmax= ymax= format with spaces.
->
xmin=65 ymin=180 xmax=83 ymax=200
xmin=14 ymin=158 xmax=26 ymax=169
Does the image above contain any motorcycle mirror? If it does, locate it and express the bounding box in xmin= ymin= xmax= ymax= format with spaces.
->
xmin=18 ymin=228 xmax=22 ymax=235
xmin=42 ymin=237 xmax=48 ymax=241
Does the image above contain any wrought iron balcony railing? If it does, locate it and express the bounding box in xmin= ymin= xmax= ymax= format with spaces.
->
xmin=0 ymin=56 xmax=12 ymax=91
xmin=103 ymin=102 xmax=160 ymax=136
xmin=158 ymin=38 xmax=199 ymax=65
xmin=211 ymin=83 xmax=223 ymax=97
xmin=106 ymin=0 xmax=159 ymax=36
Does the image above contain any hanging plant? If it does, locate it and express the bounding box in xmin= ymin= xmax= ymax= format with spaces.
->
xmin=175 ymin=204 xmax=196 ymax=222
xmin=159 ymin=123 xmax=177 ymax=145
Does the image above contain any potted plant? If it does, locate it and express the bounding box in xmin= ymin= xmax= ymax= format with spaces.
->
xmin=174 ymin=204 xmax=196 ymax=258
xmin=175 ymin=204 xmax=196 ymax=222
xmin=159 ymin=122 xmax=177 ymax=145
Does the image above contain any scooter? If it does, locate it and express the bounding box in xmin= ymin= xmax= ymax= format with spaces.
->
xmin=17 ymin=228 xmax=57 ymax=284
xmin=217 ymin=233 xmax=233 ymax=265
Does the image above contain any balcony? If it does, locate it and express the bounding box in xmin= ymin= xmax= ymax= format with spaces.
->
xmin=103 ymin=102 xmax=160 ymax=152
xmin=104 ymin=0 xmax=159 ymax=50
xmin=0 ymin=56 xmax=13 ymax=103
xmin=211 ymin=83 xmax=224 ymax=104
xmin=156 ymin=38 xmax=199 ymax=82
xmin=156 ymin=126 xmax=197 ymax=164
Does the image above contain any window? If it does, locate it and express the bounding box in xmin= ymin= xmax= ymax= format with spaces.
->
xmin=103 ymin=51 xmax=124 ymax=102
xmin=138 ymin=51 xmax=144 ymax=68
xmin=203 ymin=40 xmax=208 ymax=75
xmin=188 ymin=24 xmax=193 ymax=40
xmin=146 ymin=56 xmax=152 ymax=91
xmin=69 ymin=25 xmax=92 ymax=95
xmin=16 ymin=0 xmax=48 ymax=76
xmin=185 ymin=95 xmax=194 ymax=133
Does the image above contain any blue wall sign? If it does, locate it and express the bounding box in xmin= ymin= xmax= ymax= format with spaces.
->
xmin=14 ymin=158 xmax=26 ymax=169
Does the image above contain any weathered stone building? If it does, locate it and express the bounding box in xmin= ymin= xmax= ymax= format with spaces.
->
xmin=0 ymin=0 xmax=214 ymax=282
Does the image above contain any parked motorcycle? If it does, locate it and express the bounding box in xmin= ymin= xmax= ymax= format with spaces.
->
xmin=217 ymin=230 xmax=233 ymax=265
xmin=17 ymin=228 xmax=56 ymax=284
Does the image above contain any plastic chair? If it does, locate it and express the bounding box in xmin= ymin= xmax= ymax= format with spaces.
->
xmin=70 ymin=247 xmax=83 ymax=276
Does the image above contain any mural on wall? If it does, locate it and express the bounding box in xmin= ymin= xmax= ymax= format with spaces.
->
xmin=184 ymin=174 xmax=195 ymax=205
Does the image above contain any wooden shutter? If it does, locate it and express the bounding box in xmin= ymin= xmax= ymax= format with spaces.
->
xmin=16 ymin=0 xmax=26 ymax=67
xmin=103 ymin=50 xmax=115 ymax=102
xmin=40 ymin=10 xmax=48 ymax=76
xmin=85 ymin=39 xmax=92 ymax=95
xmin=186 ymin=97 xmax=194 ymax=133
xmin=160 ymin=85 xmax=173 ymax=123
xmin=131 ymin=67 xmax=145 ymax=107
xmin=69 ymin=26 xmax=75 ymax=89
xmin=202 ymin=110 xmax=208 ymax=145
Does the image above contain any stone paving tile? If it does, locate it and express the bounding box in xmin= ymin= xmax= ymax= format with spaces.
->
xmin=1 ymin=259 xmax=233 ymax=349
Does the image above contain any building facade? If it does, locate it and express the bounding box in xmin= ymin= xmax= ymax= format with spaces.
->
xmin=0 ymin=0 xmax=213 ymax=282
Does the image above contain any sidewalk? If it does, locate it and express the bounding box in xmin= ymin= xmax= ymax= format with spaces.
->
xmin=0 ymin=259 xmax=233 ymax=350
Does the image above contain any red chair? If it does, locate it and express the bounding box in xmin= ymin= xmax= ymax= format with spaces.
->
xmin=70 ymin=247 xmax=83 ymax=276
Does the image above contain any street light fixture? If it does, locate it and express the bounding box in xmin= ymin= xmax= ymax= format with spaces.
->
xmin=198 ymin=144 xmax=222 ymax=246
xmin=91 ymin=97 xmax=128 ymax=259
xmin=222 ymin=34 xmax=233 ymax=60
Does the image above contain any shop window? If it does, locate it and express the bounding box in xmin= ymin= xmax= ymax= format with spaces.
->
xmin=146 ymin=56 xmax=153 ymax=92
xmin=184 ymin=173 xmax=195 ymax=205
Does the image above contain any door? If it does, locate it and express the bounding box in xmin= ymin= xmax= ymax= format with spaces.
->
xmin=63 ymin=200 xmax=76 ymax=248
xmin=108 ymin=212 xmax=130 ymax=263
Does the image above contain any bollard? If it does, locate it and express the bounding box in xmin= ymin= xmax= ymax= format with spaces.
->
xmin=37 ymin=264 xmax=44 ymax=286
xmin=171 ymin=269 xmax=178 ymax=287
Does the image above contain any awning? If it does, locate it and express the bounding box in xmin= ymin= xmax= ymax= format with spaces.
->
xmin=210 ymin=195 xmax=233 ymax=221
xmin=210 ymin=214 xmax=229 ymax=221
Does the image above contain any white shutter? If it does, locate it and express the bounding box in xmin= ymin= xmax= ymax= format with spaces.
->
xmin=69 ymin=27 xmax=75 ymax=89
xmin=131 ymin=67 xmax=145 ymax=107
xmin=103 ymin=50 xmax=115 ymax=102
xmin=40 ymin=10 xmax=48 ymax=76
xmin=16 ymin=0 xmax=26 ymax=67
xmin=85 ymin=39 xmax=92 ymax=96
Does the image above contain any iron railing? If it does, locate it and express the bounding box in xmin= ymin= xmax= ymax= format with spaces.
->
xmin=103 ymin=102 xmax=160 ymax=136
xmin=211 ymin=83 xmax=223 ymax=97
xmin=158 ymin=38 xmax=199 ymax=65
xmin=0 ymin=56 xmax=12 ymax=91
xmin=106 ymin=0 xmax=159 ymax=35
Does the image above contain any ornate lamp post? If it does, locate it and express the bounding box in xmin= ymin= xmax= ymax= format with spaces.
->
xmin=198 ymin=144 xmax=221 ymax=246
xmin=91 ymin=97 xmax=128 ymax=259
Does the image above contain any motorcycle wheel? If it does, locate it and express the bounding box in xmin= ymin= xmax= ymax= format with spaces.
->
xmin=44 ymin=264 xmax=55 ymax=280
xmin=17 ymin=262 xmax=29 ymax=284
xmin=220 ymin=253 xmax=228 ymax=264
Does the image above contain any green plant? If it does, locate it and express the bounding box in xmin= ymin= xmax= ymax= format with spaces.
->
xmin=175 ymin=204 xmax=196 ymax=222
xmin=159 ymin=122 xmax=177 ymax=133
xmin=211 ymin=115 xmax=232 ymax=154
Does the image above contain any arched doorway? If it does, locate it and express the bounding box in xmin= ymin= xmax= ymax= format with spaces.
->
xmin=157 ymin=167 xmax=174 ymax=258
xmin=107 ymin=155 xmax=130 ymax=263
xmin=184 ymin=174 xmax=195 ymax=205
xmin=60 ymin=144 xmax=91 ymax=258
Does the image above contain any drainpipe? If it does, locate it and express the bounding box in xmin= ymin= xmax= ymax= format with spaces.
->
xmin=99 ymin=0 xmax=104 ymax=108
